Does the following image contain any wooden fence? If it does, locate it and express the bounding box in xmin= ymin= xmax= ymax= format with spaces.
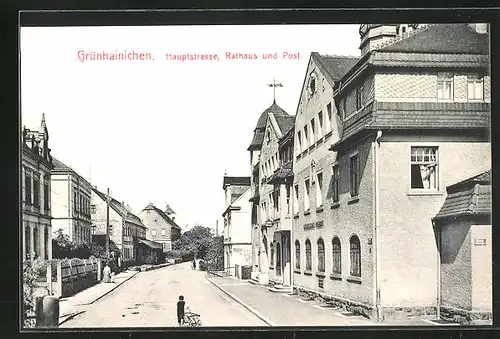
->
xmin=33 ymin=258 xmax=102 ymax=298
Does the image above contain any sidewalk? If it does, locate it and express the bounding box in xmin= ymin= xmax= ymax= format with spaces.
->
xmin=58 ymin=269 xmax=139 ymax=325
xmin=206 ymin=275 xmax=437 ymax=327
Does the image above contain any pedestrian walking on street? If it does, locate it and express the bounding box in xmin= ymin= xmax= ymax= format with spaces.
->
xmin=102 ymin=261 xmax=111 ymax=283
xmin=192 ymin=259 xmax=196 ymax=270
xmin=177 ymin=295 xmax=185 ymax=326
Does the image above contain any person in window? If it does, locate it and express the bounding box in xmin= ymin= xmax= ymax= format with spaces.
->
xmin=177 ymin=295 xmax=185 ymax=326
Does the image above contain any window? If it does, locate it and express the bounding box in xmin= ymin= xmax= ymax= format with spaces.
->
xmin=286 ymin=184 xmax=291 ymax=214
xmin=33 ymin=176 xmax=40 ymax=208
xmin=410 ymin=147 xmax=438 ymax=190
xmin=295 ymin=240 xmax=301 ymax=269
xmin=310 ymin=119 xmax=316 ymax=144
xmin=293 ymin=184 xmax=299 ymax=214
xmin=154 ymin=218 xmax=158 ymax=222
xmin=349 ymin=235 xmax=361 ymax=277
xmin=305 ymin=239 xmax=312 ymax=271
xmin=349 ymin=154 xmax=360 ymax=197
xmin=73 ymin=192 xmax=77 ymax=212
xmin=326 ymin=103 xmax=332 ymax=132
xmin=80 ymin=196 xmax=83 ymax=213
xmin=467 ymin=75 xmax=484 ymax=100
xmin=316 ymin=172 xmax=323 ymax=208
xmin=317 ymin=112 xmax=323 ymax=139
xmin=43 ymin=180 xmax=49 ymax=211
xmin=151 ymin=230 xmax=157 ymax=236
xmin=25 ymin=172 xmax=31 ymax=204
xmin=303 ymin=127 xmax=309 ymax=149
xmin=332 ymin=237 xmax=342 ymax=275
xmin=91 ymin=204 xmax=96 ymax=214
xmin=331 ymin=165 xmax=340 ymax=202
xmin=161 ymin=229 xmax=166 ymax=236
xmin=317 ymin=238 xmax=325 ymax=272
xmin=270 ymin=242 xmax=275 ymax=266
xmin=437 ymin=72 xmax=453 ymax=100
xmin=304 ymin=179 xmax=311 ymax=211
xmin=266 ymin=130 xmax=271 ymax=145
xmin=356 ymin=85 xmax=364 ymax=110
xmin=297 ymin=131 xmax=302 ymax=154
xmin=342 ymin=99 xmax=347 ymax=119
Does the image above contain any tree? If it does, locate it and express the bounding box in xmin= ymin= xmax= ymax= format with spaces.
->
xmin=172 ymin=224 xmax=213 ymax=259
xmin=206 ymin=236 xmax=224 ymax=270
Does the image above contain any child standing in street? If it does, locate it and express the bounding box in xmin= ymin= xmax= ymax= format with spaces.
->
xmin=177 ymin=295 xmax=185 ymax=326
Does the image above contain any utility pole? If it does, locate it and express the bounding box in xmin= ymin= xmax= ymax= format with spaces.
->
xmin=106 ymin=188 xmax=110 ymax=259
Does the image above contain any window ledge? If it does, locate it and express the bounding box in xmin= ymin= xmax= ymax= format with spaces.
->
xmin=304 ymin=270 xmax=313 ymax=276
xmin=407 ymin=190 xmax=445 ymax=196
xmin=316 ymin=271 xmax=326 ymax=278
xmin=316 ymin=206 xmax=324 ymax=213
xmin=308 ymin=145 xmax=316 ymax=152
xmin=330 ymin=273 xmax=342 ymax=280
xmin=294 ymin=268 xmax=301 ymax=274
xmin=317 ymin=137 xmax=324 ymax=145
xmin=347 ymin=275 xmax=362 ymax=283
xmin=324 ymin=131 xmax=333 ymax=139
xmin=293 ymin=213 xmax=300 ymax=219
xmin=347 ymin=196 xmax=359 ymax=205
xmin=304 ymin=210 xmax=311 ymax=216
xmin=331 ymin=202 xmax=340 ymax=209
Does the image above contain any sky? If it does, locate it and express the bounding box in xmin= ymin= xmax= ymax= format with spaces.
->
xmin=20 ymin=24 xmax=361 ymax=232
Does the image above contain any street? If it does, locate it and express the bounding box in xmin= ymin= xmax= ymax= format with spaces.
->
xmin=60 ymin=262 xmax=266 ymax=327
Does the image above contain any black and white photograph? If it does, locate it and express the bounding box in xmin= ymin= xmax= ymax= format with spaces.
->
xmin=19 ymin=16 xmax=492 ymax=329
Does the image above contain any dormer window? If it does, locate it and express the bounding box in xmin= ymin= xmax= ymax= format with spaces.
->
xmin=266 ymin=130 xmax=271 ymax=145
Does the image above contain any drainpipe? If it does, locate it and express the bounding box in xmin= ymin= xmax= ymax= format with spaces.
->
xmin=374 ymin=130 xmax=382 ymax=321
xmin=432 ymin=219 xmax=441 ymax=319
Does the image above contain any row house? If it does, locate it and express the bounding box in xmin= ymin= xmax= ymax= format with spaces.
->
xmin=292 ymin=23 xmax=490 ymax=321
xmin=221 ymin=176 xmax=252 ymax=271
xmin=138 ymin=203 xmax=182 ymax=252
xmin=22 ymin=114 xmax=54 ymax=261
xmin=247 ymin=100 xmax=295 ymax=286
xmin=51 ymin=157 xmax=92 ymax=245
xmin=91 ymin=187 xmax=147 ymax=263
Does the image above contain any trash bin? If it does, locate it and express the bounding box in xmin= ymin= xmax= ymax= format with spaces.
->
xmin=241 ymin=265 xmax=252 ymax=280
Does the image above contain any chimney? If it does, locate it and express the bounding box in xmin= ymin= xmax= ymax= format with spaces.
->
xmin=469 ymin=23 xmax=488 ymax=34
xmin=359 ymin=24 xmax=398 ymax=57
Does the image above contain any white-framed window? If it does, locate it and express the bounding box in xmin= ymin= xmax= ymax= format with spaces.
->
xmin=349 ymin=235 xmax=361 ymax=277
xmin=317 ymin=111 xmax=323 ymax=139
xmin=151 ymin=230 xmax=157 ymax=236
xmin=356 ymin=85 xmax=364 ymax=111
xmin=310 ymin=119 xmax=316 ymax=145
xmin=331 ymin=165 xmax=340 ymax=203
xmin=316 ymin=172 xmax=323 ymax=208
xmin=268 ymin=193 xmax=273 ymax=218
xmin=349 ymin=153 xmax=360 ymax=197
xmin=437 ymin=72 xmax=453 ymax=100
xmin=297 ymin=131 xmax=302 ymax=154
xmin=161 ymin=229 xmax=166 ymax=236
xmin=325 ymin=103 xmax=333 ymax=133
xmin=410 ymin=146 xmax=439 ymax=190
xmin=467 ymin=74 xmax=484 ymax=100
xmin=293 ymin=184 xmax=299 ymax=214
xmin=286 ymin=184 xmax=291 ymax=214
xmin=304 ymin=179 xmax=311 ymax=211
xmin=303 ymin=126 xmax=309 ymax=149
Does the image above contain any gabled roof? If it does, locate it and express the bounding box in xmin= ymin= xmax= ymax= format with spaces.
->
xmin=274 ymin=115 xmax=295 ymax=136
xmin=248 ymin=101 xmax=290 ymax=151
xmin=433 ymin=170 xmax=491 ymax=222
xmin=51 ymin=157 xmax=72 ymax=171
xmin=379 ymin=24 xmax=489 ymax=55
xmin=223 ymin=176 xmax=251 ymax=190
xmin=142 ymin=203 xmax=182 ymax=230
xmin=164 ymin=204 xmax=176 ymax=215
xmin=315 ymin=53 xmax=361 ymax=82
xmin=91 ymin=187 xmax=146 ymax=228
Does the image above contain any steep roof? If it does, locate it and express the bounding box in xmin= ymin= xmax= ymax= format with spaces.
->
xmin=379 ymin=24 xmax=489 ymax=55
xmin=164 ymin=204 xmax=176 ymax=215
xmin=315 ymin=54 xmax=361 ymax=82
xmin=142 ymin=203 xmax=182 ymax=230
xmin=248 ymin=101 xmax=290 ymax=151
xmin=51 ymin=157 xmax=72 ymax=171
xmin=91 ymin=187 xmax=146 ymax=228
xmin=274 ymin=115 xmax=296 ymax=136
xmin=433 ymin=170 xmax=491 ymax=222
xmin=223 ymin=176 xmax=251 ymax=190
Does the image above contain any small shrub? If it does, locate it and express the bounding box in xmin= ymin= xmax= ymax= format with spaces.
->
xmin=198 ymin=260 xmax=208 ymax=271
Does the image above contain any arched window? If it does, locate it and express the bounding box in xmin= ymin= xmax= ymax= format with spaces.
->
xmin=332 ymin=237 xmax=341 ymax=275
xmin=295 ymin=240 xmax=300 ymax=269
xmin=350 ymin=235 xmax=361 ymax=277
xmin=305 ymin=239 xmax=312 ymax=271
xmin=270 ymin=242 xmax=274 ymax=266
xmin=317 ymin=238 xmax=325 ymax=272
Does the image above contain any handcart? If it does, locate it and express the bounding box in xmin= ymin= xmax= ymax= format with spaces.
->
xmin=182 ymin=306 xmax=202 ymax=327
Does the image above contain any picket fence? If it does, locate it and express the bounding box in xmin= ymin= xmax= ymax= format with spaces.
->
xmin=33 ymin=258 xmax=103 ymax=298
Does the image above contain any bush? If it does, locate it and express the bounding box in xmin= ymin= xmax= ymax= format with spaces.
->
xmin=198 ymin=260 xmax=208 ymax=271
xmin=164 ymin=250 xmax=194 ymax=262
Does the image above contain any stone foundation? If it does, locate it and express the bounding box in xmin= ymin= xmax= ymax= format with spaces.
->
xmin=439 ymin=305 xmax=492 ymax=325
